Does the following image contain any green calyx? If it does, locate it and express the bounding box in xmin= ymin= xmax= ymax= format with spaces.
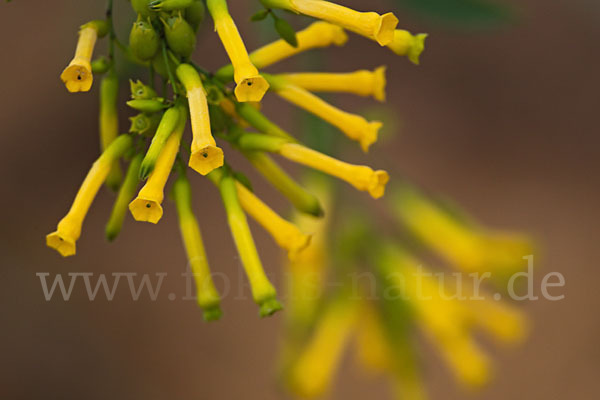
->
xmin=81 ymin=20 xmax=109 ymax=37
xmin=129 ymin=112 xmax=162 ymax=135
xmin=129 ymin=79 xmax=158 ymax=100
xmin=162 ymin=13 xmax=196 ymax=58
xmin=129 ymin=18 xmax=160 ymax=61
xmin=259 ymin=297 xmax=283 ymax=318
xmin=130 ymin=0 xmax=156 ymax=19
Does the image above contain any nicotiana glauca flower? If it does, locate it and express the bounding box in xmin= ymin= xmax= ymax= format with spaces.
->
xmin=139 ymin=106 xmax=181 ymax=179
xmin=60 ymin=20 xmax=108 ymax=93
xmin=99 ymin=73 xmax=123 ymax=191
xmin=129 ymin=106 xmax=187 ymax=223
xmin=266 ymin=74 xmax=382 ymax=152
xmin=237 ymin=133 xmax=389 ymax=199
xmin=216 ymin=169 xmax=283 ymax=317
xmin=206 ymin=0 xmax=270 ymax=102
xmin=279 ymin=66 xmax=387 ymax=102
xmin=176 ymin=64 xmax=224 ymax=175
xmin=260 ymin=0 xmax=398 ymax=46
xmin=387 ymin=30 xmax=428 ymax=65
xmin=46 ymin=135 xmax=133 ymax=256
xmin=215 ymin=21 xmax=348 ymax=82
xmin=173 ymin=173 xmax=223 ymax=321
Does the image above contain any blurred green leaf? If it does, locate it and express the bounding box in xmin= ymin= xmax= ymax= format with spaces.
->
xmin=273 ymin=16 xmax=298 ymax=47
xmin=394 ymin=0 xmax=513 ymax=25
xmin=250 ymin=9 xmax=270 ymax=21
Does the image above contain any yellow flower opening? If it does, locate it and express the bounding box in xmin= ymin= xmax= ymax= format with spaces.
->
xmin=269 ymin=76 xmax=382 ymax=152
xmin=175 ymin=64 xmax=224 ymax=175
xmin=235 ymin=180 xmax=311 ymax=260
xmin=263 ymin=0 xmax=398 ymax=46
xmin=60 ymin=21 xmax=107 ymax=93
xmin=207 ymin=0 xmax=269 ymax=102
xmin=279 ymin=143 xmax=389 ymax=199
xmin=129 ymin=106 xmax=187 ymax=224
xmin=173 ymin=175 xmax=222 ymax=321
xmin=217 ymin=172 xmax=282 ymax=317
xmin=387 ymin=30 xmax=428 ymax=65
xmin=46 ymin=134 xmax=133 ymax=257
xmin=287 ymin=297 xmax=356 ymax=397
xmin=280 ymin=66 xmax=387 ymax=102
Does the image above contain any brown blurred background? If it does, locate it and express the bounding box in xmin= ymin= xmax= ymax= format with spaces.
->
xmin=1 ymin=0 xmax=599 ymax=399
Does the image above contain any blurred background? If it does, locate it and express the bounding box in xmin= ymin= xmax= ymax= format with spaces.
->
xmin=1 ymin=0 xmax=598 ymax=398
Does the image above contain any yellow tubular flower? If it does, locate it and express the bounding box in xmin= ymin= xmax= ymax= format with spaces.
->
xmin=468 ymin=296 xmax=529 ymax=344
xmin=129 ymin=106 xmax=187 ymax=224
xmin=355 ymin=302 xmax=393 ymax=374
xmin=268 ymin=76 xmax=382 ymax=152
xmin=60 ymin=21 xmax=107 ymax=92
xmin=391 ymin=186 xmax=534 ymax=278
xmin=279 ymin=143 xmax=389 ymax=199
xmin=386 ymin=246 xmax=491 ymax=388
xmin=218 ymin=172 xmax=282 ymax=317
xmin=235 ymin=181 xmax=311 ymax=260
xmin=387 ymin=30 xmax=428 ymax=65
xmin=287 ymin=296 xmax=356 ymax=397
xmin=206 ymin=0 xmax=269 ymax=102
xmin=280 ymin=66 xmax=387 ymax=102
xmin=175 ymin=64 xmax=224 ymax=175
xmin=262 ymin=0 xmax=398 ymax=45
xmin=173 ymin=175 xmax=222 ymax=321
xmin=46 ymin=134 xmax=133 ymax=257
xmin=99 ymin=74 xmax=123 ymax=190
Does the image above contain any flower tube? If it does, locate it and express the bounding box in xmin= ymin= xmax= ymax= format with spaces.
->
xmin=60 ymin=20 xmax=108 ymax=92
xmin=129 ymin=106 xmax=187 ymax=223
xmin=237 ymin=134 xmax=389 ymax=199
xmin=206 ymin=0 xmax=269 ymax=102
xmin=208 ymin=168 xmax=311 ymax=260
xmin=215 ymin=21 xmax=348 ymax=82
xmin=217 ymin=171 xmax=282 ymax=317
xmin=46 ymin=134 xmax=133 ymax=257
xmin=176 ymin=64 xmax=224 ymax=175
xmin=261 ymin=0 xmax=398 ymax=45
xmin=267 ymin=75 xmax=382 ymax=152
xmin=279 ymin=66 xmax=387 ymax=102
xmin=173 ymin=174 xmax=223 ymax=321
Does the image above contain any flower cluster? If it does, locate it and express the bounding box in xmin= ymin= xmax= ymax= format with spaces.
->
xmin=47 ymin=0 xmax=426 ymax=319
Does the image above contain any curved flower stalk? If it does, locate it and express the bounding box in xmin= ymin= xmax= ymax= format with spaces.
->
xmin=60 ymin=20 xmax=108 ymax=92
xmin=129 ymin=106 xmax=187 ymax=224
xmin=46 ymin=134 xmax=133 ymax=257
xmin=279 ymin=66 xmax=387 ymax=102
xmin=261 ymin=0 xmax=398 ymax=46
xmin=176 ymin=64 xmax=224 ymax=175
xmin=206 ymin=0 xmax=270 ymax=102
xmin=216 ymin=170 xmax=283 ymax=317
xmin=173 ymin=173 xmax=223 ymax=321
xmin=237 ymin=133 xmax=389 ymax=199
xmin=388 ymin=30 xmax=428 ymax=65
xmin=215 ymin=21 xmax=348 ymax=82
xmin=266 ymin=74 xmax=382 ymax=152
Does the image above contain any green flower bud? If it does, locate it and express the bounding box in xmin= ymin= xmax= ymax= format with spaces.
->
xmin=185 ymin=0 xmax=205 ymax=31
xmin=91 ymin=57 xmax=110 ymax=74
xmin=129 ymin=79 xmax=158 ymax=100
xmin=129 ymin=18 xmax=160 ymax=61
xmin=127 ymin=99 xmax=167 ymax=113
xmin=131 ymin=0 xmax=156 ymax=19
xmin=162 ymin=13 xmax=196 ymax=58
xmin=129 ymin=112 xmax=162 ymax=135
xmin=149 ymin=0 xmax=194 ymax=12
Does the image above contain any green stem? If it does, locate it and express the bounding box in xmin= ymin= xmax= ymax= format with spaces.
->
xmin=162 ymin=40 xmax=181 ymax=96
